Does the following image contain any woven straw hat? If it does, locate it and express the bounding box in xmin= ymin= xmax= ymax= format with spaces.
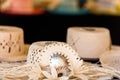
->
xmin=0 ymin=25 xmax=29 ymax=62
xmin=100 ymin=45 xmax=120 ymax=71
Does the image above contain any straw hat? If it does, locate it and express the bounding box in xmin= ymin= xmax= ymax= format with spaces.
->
xmin=66 ymin=27 xmax=111 ymax=59
xmin=0 ymin=25 xmax=29 ymax=62
xmin=100 ymin=45 xmax=120 ymax=71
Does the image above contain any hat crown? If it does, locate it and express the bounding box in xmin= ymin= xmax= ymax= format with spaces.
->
xmin=0 ymin=26 xmax=25 ymax=61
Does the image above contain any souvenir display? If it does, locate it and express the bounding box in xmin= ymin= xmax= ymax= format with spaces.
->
xmin=1 ymin=0 xmax=120 ymax=79
xmin=0 ymin=41 xmax=119 ymax=80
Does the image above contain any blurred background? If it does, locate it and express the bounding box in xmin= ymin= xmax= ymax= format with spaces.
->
xmin=1 ymin=0 xmax=120 ymax=45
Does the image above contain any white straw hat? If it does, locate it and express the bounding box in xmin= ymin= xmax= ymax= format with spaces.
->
xmin=66 ymin=27 xmax=111 ymax=59
xmin=100 ymin=45 xmax=120 ymax=71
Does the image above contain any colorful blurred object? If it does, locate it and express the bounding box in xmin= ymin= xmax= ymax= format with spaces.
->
xmin=0 ymin=0 xmax=44 ymax=15
xmin=85 ymin=0 xmax=120 ymax=16
xmin=48 ymin=0 xmax=88 ymax=15
xmin=2 ymin=0 xmax=120 ymax=16
xmin=0 ymin=0 xmax=88 ymax=15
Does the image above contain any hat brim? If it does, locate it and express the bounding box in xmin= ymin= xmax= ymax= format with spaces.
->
xmin=0 ymin=44 xmax=30 ymax=62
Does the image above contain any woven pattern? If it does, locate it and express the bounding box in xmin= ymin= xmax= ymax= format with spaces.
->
xmin=0 ymin=26 xmax=25 ymax=61
xmin=27 ymin=41 xmax=81 ymax=70
xmin=0 ymin=41 xmax=120 ymax=80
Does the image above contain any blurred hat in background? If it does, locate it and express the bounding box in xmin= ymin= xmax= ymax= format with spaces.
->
xmin=0 ymin=0 xmax=45 ymax=15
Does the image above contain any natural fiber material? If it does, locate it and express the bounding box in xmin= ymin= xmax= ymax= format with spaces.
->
xmin=27 ymin=41 xmax=81 ymax=69
xmin=100 ymin=45 xmax=120 ymax=71
xmin=67 ymin=27 xmax=111 ymax=59
xmin=0 ymin=26 xmax=29 ymax=62
xmin=0 ymin=41 xmax=120 ymax=80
